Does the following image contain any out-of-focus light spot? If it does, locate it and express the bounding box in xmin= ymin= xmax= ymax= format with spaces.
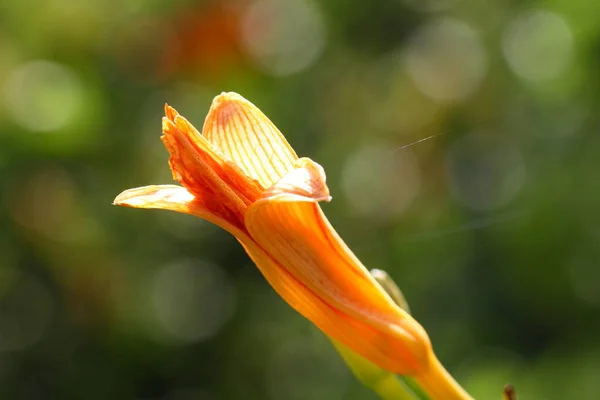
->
xmin=506 ymin=95 xmax=589 ymax=138
xmin=445 ymin=133 xmax=526 ymax=212
xmin=342 ymin=145 xmax=421 ymax=219
xmin=403 ymin=18 xmax=487 ymax=103
xmin=0 ymin=272 xmax=54 ymax=352
xmin=502 ymin=10 xmax=573 ymax=82
xmin=241 ymin=0 xmax=326 ymax=76
xmin=159 ymin=4 xmax=244 ymax=78
xmin=568 ymin=249 xmax=600 ymax=308
xmin=363 ymin=55 xmax=442 ymax=134
xmin=398 ymin=0 xmax=459 ymax=13
xmin=6 ymin=166 xmax=101 ymax=244
xmin=151 ymin=259 xmax=235 ymax=344
xmin=266 ymin=339 xmax=348 ymax=400
xmin=2 ymin=60 xmax=83 ymax=132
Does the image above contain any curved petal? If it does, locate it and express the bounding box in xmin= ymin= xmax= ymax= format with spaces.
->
xmin=202 ymin=92 xmax=298 ymax=189
xmin=244 ymin=159 xmax=431 ymax=374
xmin=162 ymin=105 xmax=263 ymax=228
xmin=261 ymin=157 xmax=331 ymax=202
xmin=113 ymin=185 xmax=242 ymax=236
xmin=238 ymin=237 xmax=426 ymax=375
xmin=114 ymin=184 xmax=407 ymax=373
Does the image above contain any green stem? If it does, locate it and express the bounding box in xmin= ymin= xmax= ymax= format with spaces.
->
xmin=331 ymin=340 xmax=416 ymax=400
xmin=371 ymin=373 xmax=416 ymax=400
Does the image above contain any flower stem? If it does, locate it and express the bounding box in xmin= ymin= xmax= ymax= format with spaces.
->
xmin=331 ymin=339 xmax=417 ymax=399
xmin=372 ymin=373 xmax=418 ymax=400
xmin=412 ymin=354 xmax=473 ymax=400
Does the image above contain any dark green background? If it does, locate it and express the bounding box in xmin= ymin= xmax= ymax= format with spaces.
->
xmin=1 ymin=0 xmax=599 ymax=398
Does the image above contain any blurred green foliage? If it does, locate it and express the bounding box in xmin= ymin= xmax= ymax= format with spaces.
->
xmin=1 ymin=0 xmax=600 ymax=399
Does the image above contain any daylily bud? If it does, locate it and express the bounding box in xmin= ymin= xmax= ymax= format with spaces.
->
xmin=114 ymin=92 xmax=472 ymax=400
xmin=371 ymin=268 xmax=411 ymax=314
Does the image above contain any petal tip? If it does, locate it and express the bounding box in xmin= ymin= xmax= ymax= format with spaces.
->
xmin=209 ymin=92 xmax=245 ymax=117
xmin=213 ymin=92 xmax=246 ymax=105
xmin=112 ymin=185 xmax=196 ymax=210
xmin=164 ymin=104 xmax=179 ymax=121
xmin=208 ymin=92 xmax=253 ymax=122
xmin=113 ymin=188 xmax=141 ymax=208
xmin=261 ymin=158 xmax=331 ymax=203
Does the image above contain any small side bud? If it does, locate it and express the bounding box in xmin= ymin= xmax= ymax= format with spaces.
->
xmin=503 ymin=384 xmax=516 ymax=400
xmin=370 ymin=269 xmax=411 ymax=314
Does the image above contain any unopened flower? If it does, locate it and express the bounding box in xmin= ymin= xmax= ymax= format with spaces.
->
xmin=114 ymin=93 xmax=471 ymax=399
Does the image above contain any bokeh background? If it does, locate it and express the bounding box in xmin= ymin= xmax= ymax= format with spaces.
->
xmin=1 ymin=0 xmax=599 ymax=398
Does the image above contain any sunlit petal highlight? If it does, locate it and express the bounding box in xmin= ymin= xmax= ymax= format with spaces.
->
xmin=203 ymin=92 xmax=298 ymax=189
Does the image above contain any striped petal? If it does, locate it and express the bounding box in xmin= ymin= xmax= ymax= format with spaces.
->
xmin=113 ymin=185 xmax=244 ymax=236
xmin=240 ymin=237 xmax=421 ymax=373
xmin=202 ymin=92 xmax=298 ymax=189
xmin=244 ymin=158 xmax=431 ymax=375
xmin=162 ymin=105 xmax=262 ymax=229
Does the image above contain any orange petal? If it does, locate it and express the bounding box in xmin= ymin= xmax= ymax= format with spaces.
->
xmin=262 ymin=157 xmax=331 ymax=202
xmin=162 ymin=105 xmax=263 ymax=228
xmin=202 ymin=92 xmax=298 ymax=189
xmin=240 ymin=238 xmax=420 ymax=373
xmin=244 ymin=159 xmax=431 ymax=374
xmin=113 ymin=185 xmax=242 ymax=236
